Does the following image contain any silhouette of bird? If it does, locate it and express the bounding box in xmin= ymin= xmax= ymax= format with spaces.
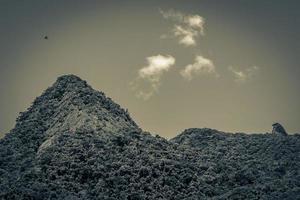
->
xmin=272 ymin=123 xmax=288 ymax=136
xmin=44 ymin=36 xmax=48 ymax=40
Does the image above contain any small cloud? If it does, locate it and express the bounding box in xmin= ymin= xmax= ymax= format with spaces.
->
xmin=180 ymin=55 xmax=217 ymax=81
xmin=228 ymin=66 xmax=259 ymax=83
xmin=138 ymin=55 xmax=175 ymax=84
xmin=184 ymin=15 xmax=205 ymax=34
xmin=173 ymin=25 xmax=197 ymax=46
xmin=160 ymin=9 xmax=205 ymax=47
xmin=160 ymin=9 xmax=184 ymax=22
xmin=131 ymin=55 xmax=175 ymax=100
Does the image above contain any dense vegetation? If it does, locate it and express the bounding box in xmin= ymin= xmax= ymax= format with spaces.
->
xmin=1 ymin=75 xmax=299 ymax=199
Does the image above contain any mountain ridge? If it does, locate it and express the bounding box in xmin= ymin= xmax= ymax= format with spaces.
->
xmin=1 ymin=74 xmax=299 ymax=199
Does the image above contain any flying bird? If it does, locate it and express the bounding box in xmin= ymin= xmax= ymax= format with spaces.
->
xmin=44 ymin=36 xmax=48 ymax=40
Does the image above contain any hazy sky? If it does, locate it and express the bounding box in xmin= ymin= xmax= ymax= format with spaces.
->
xmin=0 ymin=0 xmax=299 ymax=138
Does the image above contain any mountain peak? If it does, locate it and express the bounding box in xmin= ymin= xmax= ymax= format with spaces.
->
xmin=54 ymin=74 xmax=87 ymax=87
xmin=15 ymin=74 xmax=139 ymax=139
xmin=57 ymin=74 xmax=82 ymax=81
xmin=48 ymin=74 xmax=90 ymax=97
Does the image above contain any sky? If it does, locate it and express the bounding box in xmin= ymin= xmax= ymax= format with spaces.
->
xmin=0 ymin=0 xmax=299 ymax=138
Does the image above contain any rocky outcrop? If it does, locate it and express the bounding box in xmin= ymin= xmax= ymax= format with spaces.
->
xmin=272 ymin=123 xmax=288 ymax=136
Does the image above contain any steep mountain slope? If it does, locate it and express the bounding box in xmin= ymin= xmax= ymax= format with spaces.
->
xmin=0 ymin=75 xmax=299 ymax=200
xmin=0 ymin=75 xmax=139 ymax=198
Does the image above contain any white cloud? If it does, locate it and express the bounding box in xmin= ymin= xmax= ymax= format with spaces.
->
xmin=185 ymin=15 xmax=205 ymax=34
xmin=138 ymin=55 xmax=175 ymax=85
xmin=173 ymin=25 xmax=198 ymax=46
xmin=180 ymin=55 xmax=217 ymax=81
xmin=131 ymin=55 xmax=175 ymax=100
xmin=228 ymin=66 xmax=259 ymax=83
xmin=160 ymin=9 xmax=205 ymax=47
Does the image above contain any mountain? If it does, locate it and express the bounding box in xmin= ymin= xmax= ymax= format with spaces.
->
xmin=171 ymin=128 xmax=300 ymax=199
xmin=1 ymin=75 xmax=300 ymax=200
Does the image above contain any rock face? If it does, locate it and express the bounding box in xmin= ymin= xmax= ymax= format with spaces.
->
xmin=272 ymin=123 xmax=288 ymax=136
xmin=0 ymin=75 xmax=300 ymax=199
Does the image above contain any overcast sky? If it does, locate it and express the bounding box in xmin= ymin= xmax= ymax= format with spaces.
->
xmin=0 ymin=0 xmax=299 ymax=138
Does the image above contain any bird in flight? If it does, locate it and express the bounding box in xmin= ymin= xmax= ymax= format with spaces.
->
xmin=44 ymin=36 xmax=48 ymax=40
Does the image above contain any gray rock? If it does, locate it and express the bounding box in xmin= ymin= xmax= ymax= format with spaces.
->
xmin=272 ymin=122 xmax=288 ymax=136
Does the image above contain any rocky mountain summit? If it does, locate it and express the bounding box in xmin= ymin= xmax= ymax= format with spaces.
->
xmin=1 ymin=75 xmax=299 ymax=200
